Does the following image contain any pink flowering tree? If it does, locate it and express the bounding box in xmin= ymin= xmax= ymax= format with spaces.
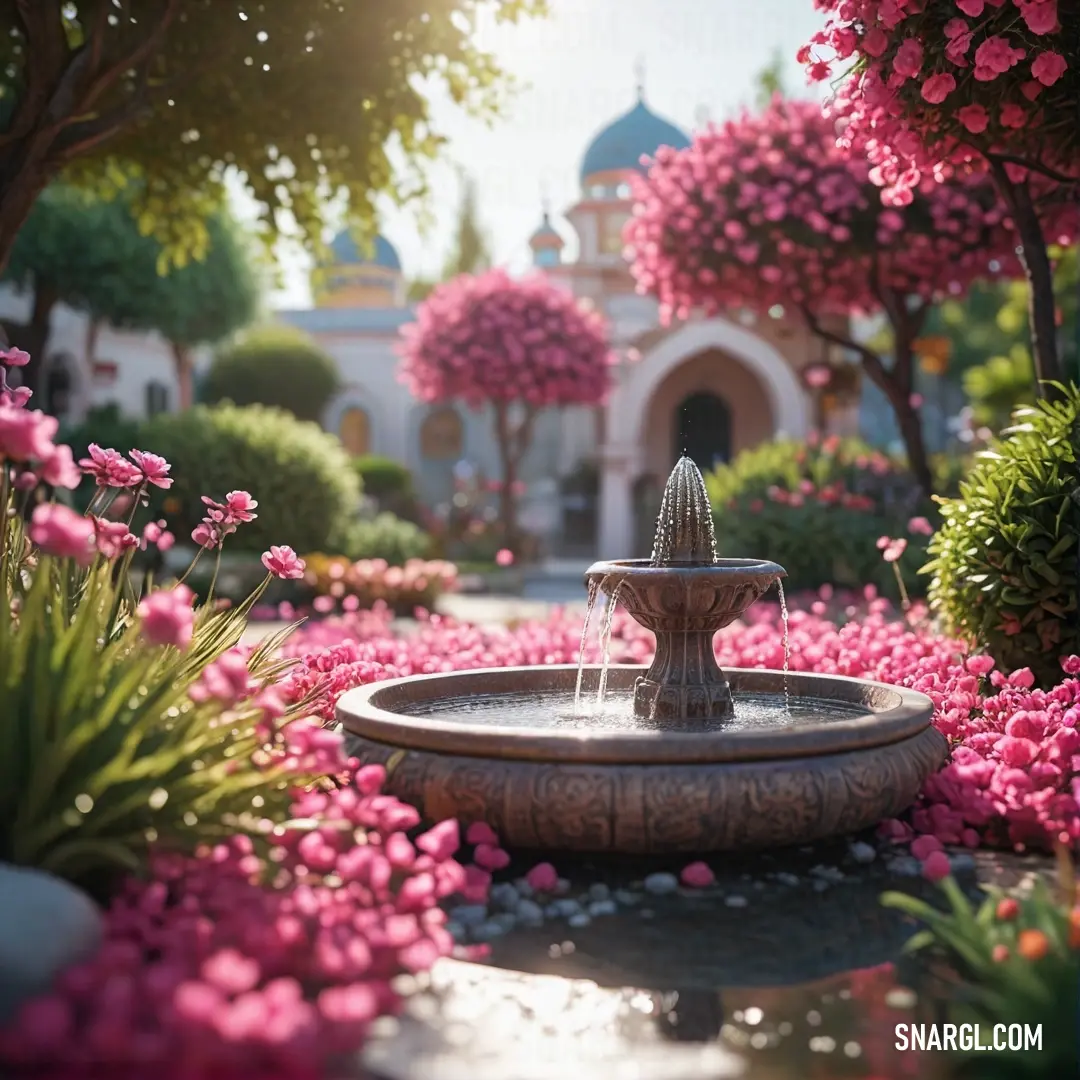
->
xmin=805 ymin=0 xmax=1079 ymax=390
xmin=624 ymin=94 xmax=1018 ymax=495
xmin=398 ymin=268 xmax=614 ymax=548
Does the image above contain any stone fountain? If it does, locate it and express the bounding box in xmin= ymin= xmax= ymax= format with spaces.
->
xmin=338 ymin=458 xmax=947 ymax=854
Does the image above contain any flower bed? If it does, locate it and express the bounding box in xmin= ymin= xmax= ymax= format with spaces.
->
xmin=302 ymin=554 xmax=458 ymax=615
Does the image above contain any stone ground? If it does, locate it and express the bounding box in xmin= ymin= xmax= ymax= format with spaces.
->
xmin=351 ymin=843 xmax=1053 ymax=1080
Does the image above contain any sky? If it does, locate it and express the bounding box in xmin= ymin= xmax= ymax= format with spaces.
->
xmin=257 ymin=0 xmax=828 ymax=310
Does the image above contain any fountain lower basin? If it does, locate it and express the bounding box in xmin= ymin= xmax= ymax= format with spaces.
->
xmin=337 ymin=664 xmax=947 ymax=854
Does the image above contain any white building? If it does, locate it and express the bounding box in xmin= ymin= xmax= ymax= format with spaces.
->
xmin=4 ymin=90 xmax=862 ymax=558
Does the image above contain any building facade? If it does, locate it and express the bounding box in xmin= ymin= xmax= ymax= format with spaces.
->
xmin=1 ymin=90 xmax=865 ymax=558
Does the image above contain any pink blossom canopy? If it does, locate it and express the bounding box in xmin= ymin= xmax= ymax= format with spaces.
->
xmin=397 ymin=269 xmax=614 ymax=410
xmin=804 ymin=0 xmax=1080 ymax=206
xmin=624 ymin=95 xmax=1018 ymax=324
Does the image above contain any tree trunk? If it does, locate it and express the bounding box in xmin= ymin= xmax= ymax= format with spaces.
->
xmin=171 ymin=342 xmax=194 ymax=410
xmin=865 ymin=334 xmax=934 ymax=499
xmin=989 ymin=158 xmax=1064 ymax=392
xmin=491 ymin=402 xmax=538 ymax=554
xmin=4 ymin=281 xmax=59 ymax=401
xmin=800 ymin=304 xmax=934 ymax=497
xmin=492 ymin=403 xmax=520 ymax=552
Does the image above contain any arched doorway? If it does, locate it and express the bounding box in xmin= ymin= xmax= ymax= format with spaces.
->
xmin=673 ymin=391 xmax=731 ymax=471
xmin=339 ymin=406 xmax=371 ymax=456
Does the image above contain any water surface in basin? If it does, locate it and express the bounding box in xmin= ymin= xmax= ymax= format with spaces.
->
xmin=405 ymin=690 xmax=868 ymax=732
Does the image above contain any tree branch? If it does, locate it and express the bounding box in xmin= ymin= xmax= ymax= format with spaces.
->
xmin=1 ymin=3 xmax=70 ymax=146
xmin=79 ymin=0 xmax=182 ymax=110
xmin=986 ymin=151 xmax=1080 ymax=189
xmin=797 ymin=305 xmax=891 ymax=393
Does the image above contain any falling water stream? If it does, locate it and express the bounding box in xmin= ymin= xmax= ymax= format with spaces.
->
xmin=573 ymin=456 xmax=793 ymax=721
xmin=573 ymin=577 xmax=601 ymax=715
xmin=594 ymin=580 xmax=623 ymax=709
xmin=777 ymin=578 xmax=791 ymax=715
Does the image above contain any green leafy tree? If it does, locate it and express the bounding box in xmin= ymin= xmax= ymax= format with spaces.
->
xmin=753 ymin=49 xmax=786 ymax=110
xmin=205 ymin=324 xmax=340 ymax=422
xmin=3 ymin=185 xmax=259 ymax=405
xmin=0 ymin=1 xmax=546 ymax=385
xmin=84 ymin=204 xmax=261 ymax=408
xmin=923 ymin=246 xmax=1079 ymax=427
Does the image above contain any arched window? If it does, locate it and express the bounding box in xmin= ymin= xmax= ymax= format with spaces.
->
xmin=339 ymin=406 xmax=371 ymax=456
xmin=419 ymin=406 xmax=463 ymax=461
xmin=145 ymin=380 xmax=170 ymax=417
xmin=45 ymin=352 xmax=75 ymax=418
xmin=674 ymin=391 xmax=731 ymax=471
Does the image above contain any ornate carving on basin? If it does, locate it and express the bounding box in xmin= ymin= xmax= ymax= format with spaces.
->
xmin=337 ymin=666 xmax=948 ymax=854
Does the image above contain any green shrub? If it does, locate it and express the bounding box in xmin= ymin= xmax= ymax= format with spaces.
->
xmin=205 ymin=323 xmax=340 ymax=422
xmin=707 ymin=436 xmax=932 ymax=592
xmin=351 ymin=455 xmax=414 ymax=499
xmin=924 ymin=388 xmax=1080 ymax=686
xmin=143 ymin=403 xmax=359 ymax=553
xmin=336 ymin=511 xmax=432 ymax=564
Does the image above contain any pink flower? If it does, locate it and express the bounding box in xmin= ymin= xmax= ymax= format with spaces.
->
xmin=974 ymin=36 xmax=1026 ymax=81
xmin=38 ymin=444 xmax=81 ymax=489
xmin=911 ymin=835 xmax=943 ymax=860
xmin=191 ymin=522 xmax=219 ymax=549
xmin=78 ymin=444 xmax=142 ymax=488
xmin=465 ymin=822 xmax=500 ymax=846
xmin=907 ymin=516 xmax=933 ymax=536
xmin=892 ymin=39 xmax=924 ymax=81
xmin=921 ymin=851 xmax=952 ymax=882
xmin=1000 ymin=104 xmax=1027 ymax=129
xmin=1019 ymin=0 xmax=1059 ymax=35
xmin=0 ymin=346 xmax=30 ymax=367
xmin=0 ymin=406 xmax=57 ymax=462
xmin=1031 ymin=51 xmax=1067 ymax=86
xmin=92 ymin=517 xmax=139 ymax=559
xmin=137 ymin=584 xmax=196 ymax=650
xmin=0 ymin=386 xmax=32 ymax=408
xmin=957 ymin=104 xmax=990 ymax=134
xmin=129 ymin=449 xmax=173 ymax=489
xmin=882 ymin=538 xmax=908 ymax=563
xmin=524 ymin=862 xmax=559 ymax=893
xmin=680 ymin=861 xmax=715 ymax=888
xmin=224 ymin=490 xmax=258 ymax=523
xmin=956 ymin=0 xmax=983 ymax=15
xmin=261 ymin=545 xmax=306 ymax=580
xmin=966 ymin=654 xmax=996 ymax=677
xmin=28 ymin=503 xmax=95 ymax=564
xmin=920 ymin=73 xmax=956 ymax=104
xmin=142 ymin=520 xmax=175 ymax=552
xmin=494 ymin=548 xmax=514 ymax=567
xmin=473 ymin=844 xmax=510 ymax=871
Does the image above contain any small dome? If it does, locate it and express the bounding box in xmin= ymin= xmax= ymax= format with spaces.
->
xmin=529 ymin=212 xmax=564 ymax=248
xmin=328 ymin=230 xmax=402 ymax=272
xmin=579 ymin=94 xmax=690 ymax=183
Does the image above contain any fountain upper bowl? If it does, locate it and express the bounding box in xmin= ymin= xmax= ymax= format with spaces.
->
xmin=585 ymin=557 xmax=786 ymax=633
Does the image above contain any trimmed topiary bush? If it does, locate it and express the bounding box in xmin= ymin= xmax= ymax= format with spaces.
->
xmin=352 ymin=454 xmax=413 ymax=499
xmin=924 ymin=389 xmax=1080 ymax=687
xmin=707 ymin=435 xmax=931 ymax=591
xmin=205 ymin=323 xmax=340 ymax=422
xmin=143 ymin=403 xmax=359 ymax=553
xmin=337 ymin=511 xmax=432 ymax=565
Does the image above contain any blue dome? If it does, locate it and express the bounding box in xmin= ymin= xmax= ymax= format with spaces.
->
xmin=328 ymin=230 xmax=401 ymax=271
xmin=579 ymin=96 xmax=691 ymax=183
